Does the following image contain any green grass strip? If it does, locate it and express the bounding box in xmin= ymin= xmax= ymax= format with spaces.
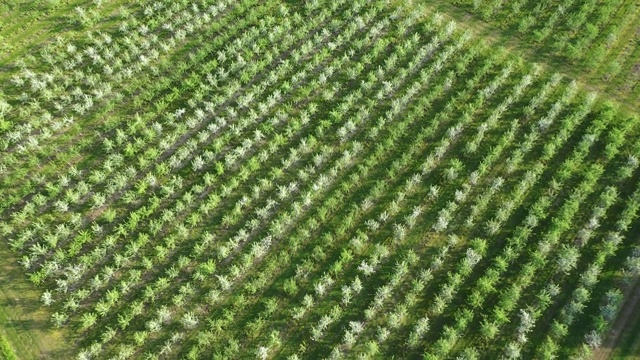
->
xmin=0 ymin=333 xmax=17 ymax=360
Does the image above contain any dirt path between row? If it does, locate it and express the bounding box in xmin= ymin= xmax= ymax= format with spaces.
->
xmin=593 ymin=279 xmax=640 ymax=360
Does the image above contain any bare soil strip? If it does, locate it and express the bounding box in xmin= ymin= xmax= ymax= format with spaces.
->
xmin=593 ymin=279 xmax=640 ymax=360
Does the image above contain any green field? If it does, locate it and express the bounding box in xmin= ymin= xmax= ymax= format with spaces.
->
xmin=445 ymin=0 xmax=640 ymax=109
xmin=0 ymin=0 xmax=639 ymax=359
xmin=0 ymin=334 xmax=16 ymax=360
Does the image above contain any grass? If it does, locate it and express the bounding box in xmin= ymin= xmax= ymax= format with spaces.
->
xmin=412 ymin=0 xmax=640 ymax=115
xmin=0 ymin=0 xmax=129 ymax=83
xmin=2 ymin=2 xmax=194 ymax=357
xmin=401 ymin=5 xmax=640 ymax=354
xmin=0 ymin=332 xmax=17 ymax=360
xmin=0 ymin=0 xmax=639 ymax=358
xmin=0 ymin=244 xmax=73 ymax=359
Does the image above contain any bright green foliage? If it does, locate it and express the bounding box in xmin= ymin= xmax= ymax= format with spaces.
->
xmin=0 ymin=0 xmax=639 ymax=359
